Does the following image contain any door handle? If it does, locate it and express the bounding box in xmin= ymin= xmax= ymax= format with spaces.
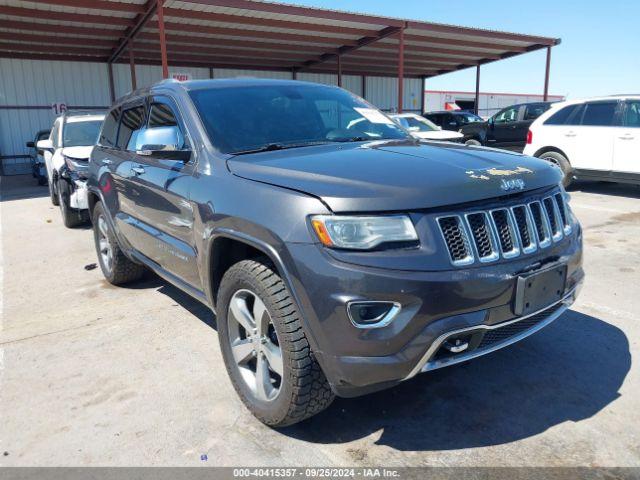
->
xmin=101 ymin=158 xmax=113 ymax=165
xmin=131 ymin=166 xmax=145 ymax=175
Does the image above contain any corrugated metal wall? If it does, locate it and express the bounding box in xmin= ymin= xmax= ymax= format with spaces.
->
xmin=1 ymin=58 xmax=423 ymax=175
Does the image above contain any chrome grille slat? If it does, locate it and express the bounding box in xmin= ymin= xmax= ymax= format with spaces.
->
xmin=437 ymin=191 xmax=571 ymax=266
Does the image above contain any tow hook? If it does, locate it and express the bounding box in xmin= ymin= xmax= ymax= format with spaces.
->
xmin=443 ymin=338 xmax=469 ymax=353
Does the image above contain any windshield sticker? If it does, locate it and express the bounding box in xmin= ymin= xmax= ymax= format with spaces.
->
xmin=354 ymin=108 xmax=394 ymax=125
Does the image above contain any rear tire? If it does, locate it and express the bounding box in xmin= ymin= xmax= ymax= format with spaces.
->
xmin=539 ymin=151 xmax=573 ymax=188
xmin=217 ymin=259 xmax=334 ymax=427
xmin=465 ymin=138 xmax=481 ymax=146
xmin=92 ymin=202 xmax=145 ymax=285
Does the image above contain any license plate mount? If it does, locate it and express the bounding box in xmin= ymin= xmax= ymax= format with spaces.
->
xmin=514 ymin=264 xmax=567 ymax=316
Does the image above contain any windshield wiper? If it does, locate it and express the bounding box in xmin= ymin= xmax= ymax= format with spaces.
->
xmin=232 ymin=141 xmax=331 ymax=156
xmin=331 ymin=136 xmax=370 ymax=142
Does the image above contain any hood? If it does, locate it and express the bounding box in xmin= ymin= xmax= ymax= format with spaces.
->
xmin=414 ymin=130 xmax=464 ymax=140
xmin=227 ymin=140 xmax=562 ymax=212
xmin=61 ymin=146 xmax=93 ymax=160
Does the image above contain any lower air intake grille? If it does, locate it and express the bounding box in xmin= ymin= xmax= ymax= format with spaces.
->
xmin=477 ymin=302 xmax=564 ymax=350
xmin=438 ymin=216 xmax=471 ymax=264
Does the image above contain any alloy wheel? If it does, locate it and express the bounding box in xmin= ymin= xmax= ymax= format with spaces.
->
xmin=227 ymin=289 xmax=283 ymax=402
xmin=97 ymin=215 xmax=113 ymax=274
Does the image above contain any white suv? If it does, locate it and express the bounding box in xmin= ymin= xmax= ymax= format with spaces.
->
xmin=37 ymin=112 xmax=104 ymax=227
xmin=523 ymin=96 xmax=640 ymax=187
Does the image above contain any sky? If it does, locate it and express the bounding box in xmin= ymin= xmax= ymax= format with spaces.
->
xmin=277 ymin=0 xmax=640 ymax=99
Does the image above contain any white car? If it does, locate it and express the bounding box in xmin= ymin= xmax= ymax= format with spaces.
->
xmin=523 ymin=95 xmax=640 ymax=187
xmin=391 ymin=113 xmax=464 ymax=142
xmin=37 ymin=112 xmax=104 ymax=227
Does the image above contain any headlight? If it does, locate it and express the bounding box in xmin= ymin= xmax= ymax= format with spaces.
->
xmin=310 ymin=215 xmax=418 ymax=250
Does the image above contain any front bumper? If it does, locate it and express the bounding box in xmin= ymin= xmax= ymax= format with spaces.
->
xmin=285 ymin=231 xmax=584 ymax=397
xmin=59 ymin=168 xmax=89 ymax=210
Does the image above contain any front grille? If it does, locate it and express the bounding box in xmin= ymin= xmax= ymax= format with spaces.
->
xmin=437 ymin=190 xmax=571 ymax=266
xmin=438 ymin=216 xmax=472 ymax=265
xmin=477 ymin=302 xmax=564 ymax=350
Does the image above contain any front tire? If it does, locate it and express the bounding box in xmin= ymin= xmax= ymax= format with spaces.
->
xmin=92 ymin=202 xmax=145 ymax=285
xmin=539 ymin=151 xmax=573 ymax=187
xmin=217 ymin=259 xmax=334 ymax=427
xmin=465 ymin=138 xmax=481 ymax=146
xmin=50 ymin=177 xmax=59 ymax=206
xmin=57 ymin=182 xmax=88 ymax=228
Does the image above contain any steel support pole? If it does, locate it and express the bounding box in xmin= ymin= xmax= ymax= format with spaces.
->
xmin=474 ymin=65 xmax=480 ymax=115
xmin=129 ymin=43 xmax=137 ymax=90
xmin=397 ymin=28 xmax=404 ymax=113
xmin=420 ymin=76 xmax=426 ymax=114
xmin=337 ymin=55 xmax=342 ymax=87
xmin=543 ymin=46 xmax=551 ymax=101
xmin=156 ymin=0 xmax=169 ymax=79
xmin=362 ymin=75 xmax=366 ymax=100
xmin=107 ymin=62 xmax=115 ymax=103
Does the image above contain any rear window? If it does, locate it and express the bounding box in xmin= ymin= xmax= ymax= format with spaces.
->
xmin=544 ymin=104 xmax=579 ymax=125
xmin=99 ymin=108 xmax=121 ymax=148
xmin=524 ymin=103 xmax=549 ymax=121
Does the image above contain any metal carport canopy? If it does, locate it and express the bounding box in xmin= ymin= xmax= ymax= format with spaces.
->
xmin=0 ymin=0 xmax=561 ymax=110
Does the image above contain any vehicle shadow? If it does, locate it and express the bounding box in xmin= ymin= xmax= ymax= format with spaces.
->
xmin=569 ymin=180 xmax=640 ymax=199
xmin=283 ymin=310 xmax=630 ymax=451
xmin=0 ymin=174 xmax=49 ymax=201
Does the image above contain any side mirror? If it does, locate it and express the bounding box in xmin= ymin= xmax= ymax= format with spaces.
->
xmin=36 ymin=139 xmax=54 ymax=151
xmin=26 ymin=141 xmax=35 ymax=148
xmin=135 ymin=126 xmax=191 ymax=161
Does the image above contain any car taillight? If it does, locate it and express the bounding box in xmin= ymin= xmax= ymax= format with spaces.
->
xmin=526 ymin=130 xmax=533 ymax=145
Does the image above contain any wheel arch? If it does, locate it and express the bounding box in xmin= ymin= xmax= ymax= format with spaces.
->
xmin=533 ymin=146 xmax=571 ymax=164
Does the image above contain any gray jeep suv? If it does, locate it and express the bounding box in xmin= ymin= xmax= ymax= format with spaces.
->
xmin=87 ymin=79 xmax=584 ymax=427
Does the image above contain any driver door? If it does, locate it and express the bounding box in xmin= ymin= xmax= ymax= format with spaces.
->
xmin=126 ymin=96 xmax=200 ymax=288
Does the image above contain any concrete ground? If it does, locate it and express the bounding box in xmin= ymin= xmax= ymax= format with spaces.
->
xmin=0 ymin=174 xmax=638 ymax=467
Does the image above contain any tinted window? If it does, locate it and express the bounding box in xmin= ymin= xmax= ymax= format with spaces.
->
xmin=623 ymin=101 xmax=640 ymax=128
xmin=99 ymin=108 xmax=120 ymax=148
xmin=493 ymin=106 xmax=518 ymax=124
xmin=581 ymin=102 xmax=618 ymax=126
xmin=524 ymin=103 xmax=549 ymax=120
xmin=426 ymin=114 xmax=442 ymax=125
xmin=148 ymin=103 xmax=178 ymax=128
xmin=62 ymin=119 xmax=103 ymax=147
xmin=117 ymin=106 xmax=146 ymax=150
xmin=404 ymin=116 xmax=438 ymax=132
xmin=458 ymin=113 xmax=482 ymax=124
xmin=189 ymin=84 xmax=408 ymax=154
xmin=544 ymin=104 xmax=579 ymax=125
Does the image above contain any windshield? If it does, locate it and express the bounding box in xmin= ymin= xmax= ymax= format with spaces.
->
xmin=63 ymin=120 xmax=103 ymax=147
xmin=189 ymin=84 xmax=409 ymax=154
xmin=398 ymin=115 xmax=439 ymax=132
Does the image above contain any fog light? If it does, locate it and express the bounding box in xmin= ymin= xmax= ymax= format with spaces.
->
xmin=347 ymin=301 xmax=401 ymax=329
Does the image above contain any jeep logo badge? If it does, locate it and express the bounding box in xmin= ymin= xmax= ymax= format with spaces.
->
xmin=500 ymin=178 xmax=526 ymax=192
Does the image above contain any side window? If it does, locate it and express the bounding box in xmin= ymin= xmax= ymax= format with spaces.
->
xmin=524 ymin=104 xmax=548 ymax=121
xmin=623 ymin=101 xmax=640 ymax=128
xmin=117 ymin=106 xmax=146 ymax=150
xmin=544 ymin=104 xmax=578 ymax=125
xmin=493 ymin=106 xmax=518 ymax=124
xmin=148 ymin=102 xmax=179 ymax=128
xmin=580 ymin=102 xmax=618 ymax=127
xmin=99 ymin=107 xmax=121 ymax=148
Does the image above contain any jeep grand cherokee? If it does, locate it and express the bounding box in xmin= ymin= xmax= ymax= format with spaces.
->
xmin=87 ymin=79 xmax=584 ymax=427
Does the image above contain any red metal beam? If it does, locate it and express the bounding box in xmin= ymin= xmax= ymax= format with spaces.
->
xmin=543 ymin=46 xmax=551 ymax=101
xmin=0 ymin=5 xmax=132 ymax=26
xmin=0 ymin=32 xmax=116 ymax=48
xmin=31 ymin=0 xmax=145 ymax=14
xmin=0 ymin=19 xmax=121 ymax=37
xmin=0 ymin=42 xmax=110 ymax=56
xmin=407 ymin=21 xmax=559 ymax=46
xmin=474 ymin=65 xmax=480 ymax=115
xmin=0 ymin=51 xmax=109 ymax=63
xmin=397 ymin=27 xmax=405 ymax=113
xmin=163 ymin=7 xmax=380 ymax=37
xmin=109 ymin=0 xmax=158 ymax=63
xmin=157 ymin=0 xmax=169 ymax=78
xmin=133 ymin=42 xmax=313 ymax=62
xmin=299 ymin=25 xmax=402 ymax=71
xmin=179 ymin=0 xmax=405 ymax=27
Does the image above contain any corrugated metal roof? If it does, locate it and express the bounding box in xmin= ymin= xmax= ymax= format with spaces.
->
xmin=0 ymin=0 xmax=560 ymax=78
